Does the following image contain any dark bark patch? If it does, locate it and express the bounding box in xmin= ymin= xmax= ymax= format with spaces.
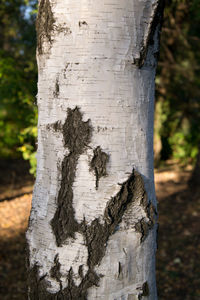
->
xmin=118 ymin=262 xmax=123 ymax=279
xmin=62 ymin=107 xmax=91 ymax=153
xmin=28 ymin=264 xmax=52 ymax=300
xmin=83 ymin=218 xmax=107 ymax=269
xmin=46 ymin=120 xmax=62 ymax=132
xmin=36 ymin=0 xmax=55 ymax=55
xmin=51 ymin=107 xmax=92 ymax=246
xmin=130 ymin=173 xmax=157 ymax=243
xmin=79 ymin=21 xmax=88 ymax=27
xmin=52 ymin=120 xmax=62 ymax=132
xmin=78 ymin=265 xmax=84 ymax=279
xmin=105 ymin=173 xmax=135 ymax=225
xmin=135 ymin=218 xmax=150 ymax=243
xmin=135 ymin=201 xmax=157 ymax=243
xmin=138 ymin=281 xmax=149 ymax=299
xmin=28 ymin=264 xmax=99 ymax=300
xmin=53 ymin=78 xmax=60 ymax=98
xmin=90 ymin=146 xmax=109 ymax=189
xmin=65 ymin=268 xmax=100 ymax=300
xmin=134 ymin=0 xmax=164 ymax=68
xmin=50 ymin=254 xmax=62 ymax=287
xmin=142 ymin=281 xmax=149 ymax=296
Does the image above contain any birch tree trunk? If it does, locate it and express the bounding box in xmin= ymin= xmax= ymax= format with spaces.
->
xmin=27 ymin=0 xmax=163 ymax=299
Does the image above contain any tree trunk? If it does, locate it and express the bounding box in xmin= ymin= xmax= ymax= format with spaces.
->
xmin=27 ymin=0 xmax=163 ymax=299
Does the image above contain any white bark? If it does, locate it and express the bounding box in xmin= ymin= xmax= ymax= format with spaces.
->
xmin=27 ymin=0 xmax=162 ymax=299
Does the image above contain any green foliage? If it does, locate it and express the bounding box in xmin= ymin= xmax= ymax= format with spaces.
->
xmin=0 ymin=0 xmax=37 ymax=174
xmin=18 ymin=126 xmax=37 ymax=176
xmin=156 ymin=0 xmax=200 ymax=164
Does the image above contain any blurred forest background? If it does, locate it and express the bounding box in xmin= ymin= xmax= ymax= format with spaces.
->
xmin=0 ymin=0 xmax=200 ymax=299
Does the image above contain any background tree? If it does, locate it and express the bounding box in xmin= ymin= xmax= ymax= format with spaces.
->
xmin=155 ymin=0 xmax=200 ymax=164
xmin=26 ymin=0 xmax=163 ymax=299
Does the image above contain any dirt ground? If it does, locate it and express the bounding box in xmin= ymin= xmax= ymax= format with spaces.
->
xmin=0 ymin=160 xmax=199 ymax=299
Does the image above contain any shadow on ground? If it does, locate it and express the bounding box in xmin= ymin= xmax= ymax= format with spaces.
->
xmin=0 ymin=233 xmax=27 ymax=300
xmin=156 ymin=185 xmax=200 ymax=299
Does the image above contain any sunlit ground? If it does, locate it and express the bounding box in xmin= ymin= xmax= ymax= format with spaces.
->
xmin=0 ymin=162 xmax=199 ymax=299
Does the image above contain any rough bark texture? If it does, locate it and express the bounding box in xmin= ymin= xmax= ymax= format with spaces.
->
xmin=28 ymin=168 xmax=156 ymax=299
xmin=51 ymin=107 xmax=92 ymax=245
xmin=27 ymin=0 xmax=163 ymax=299
xmin=36 ymin=0 xmax=55 ymax=55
